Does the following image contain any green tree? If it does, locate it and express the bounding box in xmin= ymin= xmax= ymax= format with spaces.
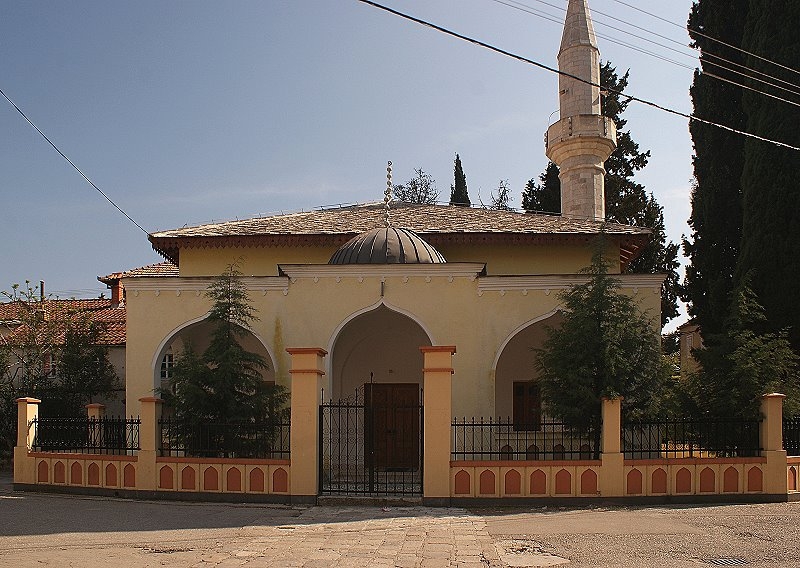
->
xmin=393 ymin=168 xmax=439 ymax=204
xmin=449 ymin=153 xmax=470 ymax=206
xmin=0 ymin=348 xmax=16 ymax=463
xmin=521 ymin=162 xmax=560 ymax=214
xmin=164 ymin=263 xmax=288 ymax=457
xmin=682 ymin=0 xmax=748 ymax=338
xmin=53 ymin=315 xmax=120 ymax=416
xmin=524 ymin=62 xmax=681 ymax=326
xmin=735 ymin=0 xmax=800 ymax=352
xmin=536 ymin=237 xmax=667 ymax=454
xmin=684 ymin=275 xmax=799 ymax=419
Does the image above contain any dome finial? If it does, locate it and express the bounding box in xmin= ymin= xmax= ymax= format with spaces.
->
xmin=384 ymin=161 xmax=393 ymax=228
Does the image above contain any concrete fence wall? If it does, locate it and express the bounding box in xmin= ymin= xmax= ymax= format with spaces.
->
xmin=13 ymin=348 xmax=796 ymax=504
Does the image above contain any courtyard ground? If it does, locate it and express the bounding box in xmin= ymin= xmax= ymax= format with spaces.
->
xmin=1 ymin=472 xmax=798 ymax=567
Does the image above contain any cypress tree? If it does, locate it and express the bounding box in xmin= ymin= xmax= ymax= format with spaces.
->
xmin=521 ymin=162 xmax=560 ymax=214
xmin=682 ymin=0 xmax=748 ymax=338
xmin=449 ymin=154 xmax=470 ymax=206
xmin=736 ymin=0 xmax=800 ymax=351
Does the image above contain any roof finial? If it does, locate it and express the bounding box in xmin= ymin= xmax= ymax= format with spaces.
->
xmin=384 ymin=161 xmax=393 ymax=228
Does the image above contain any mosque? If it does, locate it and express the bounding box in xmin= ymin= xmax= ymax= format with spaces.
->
xmin=112 ymin=0 xmax=662 ymax=423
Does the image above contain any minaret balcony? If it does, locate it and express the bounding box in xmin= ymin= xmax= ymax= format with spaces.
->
xmin=545 ymin=115 xmax=617 ymax=163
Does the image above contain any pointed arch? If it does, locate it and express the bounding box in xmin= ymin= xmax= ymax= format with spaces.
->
xmin=150 ymin=314 xmax=277 ymax=390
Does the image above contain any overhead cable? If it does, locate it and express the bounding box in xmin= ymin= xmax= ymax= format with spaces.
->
xmin=0 ymin=87 xmax=149 ymax=235
xmin=355 ymin=0 xmax=800 ymax=152
xmin=610 ymin=0 xmax=800 ymax=78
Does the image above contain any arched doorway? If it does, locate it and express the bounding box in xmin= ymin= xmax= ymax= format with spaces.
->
xmin=494 ymin=312 xmax=563 ymax=427
xmin=321 ymin=305 xmax=431 ymax=496
xmin=330 ymin=304 xmax=432 ymax=400
xmin=153 ymin=318 xmax=276 ymax=399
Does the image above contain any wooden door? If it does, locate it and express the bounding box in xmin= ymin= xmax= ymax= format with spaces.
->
xmin=365 ymin=383 xmax=420 ymax=470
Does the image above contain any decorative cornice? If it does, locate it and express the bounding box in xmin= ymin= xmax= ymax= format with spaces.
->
xmin=477 ymin=273 xmax=666 ymax=293
xmin=122 ymin=276 xmax=290 ymax=294
xmin=278 ymin=263 xmax=486 ymax=280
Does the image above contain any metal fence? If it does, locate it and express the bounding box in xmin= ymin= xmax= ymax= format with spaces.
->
xmin=32 ymin=416 xmax=140 ymax=454
xmin=451 ymin=417 xmax=601 ymax=461
xmin=158 ymin=418 xmax=290 ymax=459
xmin=623 ymin=418 xmax=762 ymax=459
xmin=784 ymin=416 xmax=800 ymax=456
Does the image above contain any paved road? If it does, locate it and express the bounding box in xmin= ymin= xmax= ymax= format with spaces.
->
xmin=1 ymin=473 xmax=799 ymax=567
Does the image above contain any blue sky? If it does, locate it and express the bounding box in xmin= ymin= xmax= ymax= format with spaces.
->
xmin=1 ymin=0 xmax=695 ymax=327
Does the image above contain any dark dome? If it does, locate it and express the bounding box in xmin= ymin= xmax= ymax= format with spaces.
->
xmin=329 ymin=227 xmax=446 ymax=265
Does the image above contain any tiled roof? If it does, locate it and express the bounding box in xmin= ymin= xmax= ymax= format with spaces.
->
xmin=149 ymin=202 xmax=651 ymax=266
xmin=0 ymin=299 xmax=126 ymax=346
xmin=98 ymin=262 xmax=178 ymax=283
xmin=151 ymin=202 xmax=649 ymax=238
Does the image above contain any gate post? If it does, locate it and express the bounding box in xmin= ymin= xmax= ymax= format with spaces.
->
xmin=421 ymin=346 xmax=456 ymax=505
xmin=599 ymin=396 xmax=624 ymax=497
xmin=137 ymin=397 xmax=162 ymax=490
xmin=761 ymin=393 xmax=787 ymax=495
xmin=14 ymin=397 xmax=40 ymax=485
xmin=287 ymin=347 xmax=327 ymax=503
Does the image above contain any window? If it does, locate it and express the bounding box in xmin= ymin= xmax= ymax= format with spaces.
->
xmin=160 ymin=353 xmax=174 ymax=382
xmin=513 ymin=381 xmax=542 ymax=431
xmin=43 ymin=353 xmax=56 ymax=378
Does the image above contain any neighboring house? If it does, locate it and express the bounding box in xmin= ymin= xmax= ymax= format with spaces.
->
xmin=678 ymin=320 xmax=703 ymax=379
xmin=0 ymin=297 xmax=127 ymax=415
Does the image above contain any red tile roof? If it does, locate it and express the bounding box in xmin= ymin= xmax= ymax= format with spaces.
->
xmin=0 ymin=299 xmax=125 ymax=346
xmin=98 ymin=262 xmax=178 ymax=284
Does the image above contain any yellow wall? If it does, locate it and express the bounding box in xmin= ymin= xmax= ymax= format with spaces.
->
xmin=124 ymin=252 xmax=662 ymax=418
xmin=176 ymin=240 xmax=621 ymax=277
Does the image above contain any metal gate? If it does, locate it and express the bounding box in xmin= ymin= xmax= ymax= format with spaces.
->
xmin=319 ymin=383 xmax=423 ymax=496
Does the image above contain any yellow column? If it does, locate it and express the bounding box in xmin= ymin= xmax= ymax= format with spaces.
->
xmin=599 ymin=396 xmax=624 ymax=497
xmin=760 ymin=393 xmax=787 ymax=495
xmin=421 ymin=346 xmax=456 ymax=504
xmin=137 ymin=397 xmax=163 ymax=491
xmin=85 ymin=403 xmax=105 ymax=419
xmin=13 ymin=397 xmax=40 ymax=485
xmin=287 ymin=347 xmax=327 ymax=501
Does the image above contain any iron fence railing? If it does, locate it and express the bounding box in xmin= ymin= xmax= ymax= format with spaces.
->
xmin=451 ymin=417 xmax=601 ymax=461
xmin=32 ymin=416 xmax=140 ymax=454
xmin=158 ymin=417 xmax=290 ymax=459
xmin=784 ymin=416 xmax=800 ymax=456
xmin=623 ymin=418 xmax=762 ymax=459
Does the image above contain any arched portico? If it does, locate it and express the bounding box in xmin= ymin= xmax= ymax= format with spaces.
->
xmin=152 ymin=317 xmax=276 ymax=394
xmin=494 ymin=311 xmax=564 ymax=424
xmin=328 ymin=304 xmax=432 ymax=401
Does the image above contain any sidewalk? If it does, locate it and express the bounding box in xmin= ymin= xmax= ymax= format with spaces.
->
xmin=1 ymin=485 xmax=800 ymax=567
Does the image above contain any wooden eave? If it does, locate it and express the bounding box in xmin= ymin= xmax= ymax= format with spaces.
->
xmin=149 ymin=231 xmax=650 ymax=271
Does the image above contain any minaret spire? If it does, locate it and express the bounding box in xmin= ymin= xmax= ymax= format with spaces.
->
xmin=545 ymin=0 xmax=616 ymax=220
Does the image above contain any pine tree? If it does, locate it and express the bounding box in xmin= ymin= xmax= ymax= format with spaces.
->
xmin=537 ymin=237 xmax=667 ymax=451
xmin=682 ymin=0 xmax=748 ymax=338
xmin=449 ymin=154 xmax=470 ymax=206
xmin=54 ymin=315 xmax=120 ymax=416
xmin=523 ymin=62 xmax=681 ymax=325
xmin=684 ymin=275 xmax=799 ymax=419
xmin=736 ymin=0 xmax=800 ymax=351
xmin=165 ymin=263 xmax=288 ymax=457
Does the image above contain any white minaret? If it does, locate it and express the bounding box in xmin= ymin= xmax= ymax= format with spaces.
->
xmin=545 ymin=0 xmax=616 ymax=220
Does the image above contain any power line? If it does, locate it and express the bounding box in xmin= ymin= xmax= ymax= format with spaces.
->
xmin=0 ymin=87 xmax=149 ymax=235
xmin=493 ymin=0 xmax=800 ymax=100
xmin=355 ymin=0 xmax=800 ymax=152
xmin=609 ymin=0 xmax=800 ymax=78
